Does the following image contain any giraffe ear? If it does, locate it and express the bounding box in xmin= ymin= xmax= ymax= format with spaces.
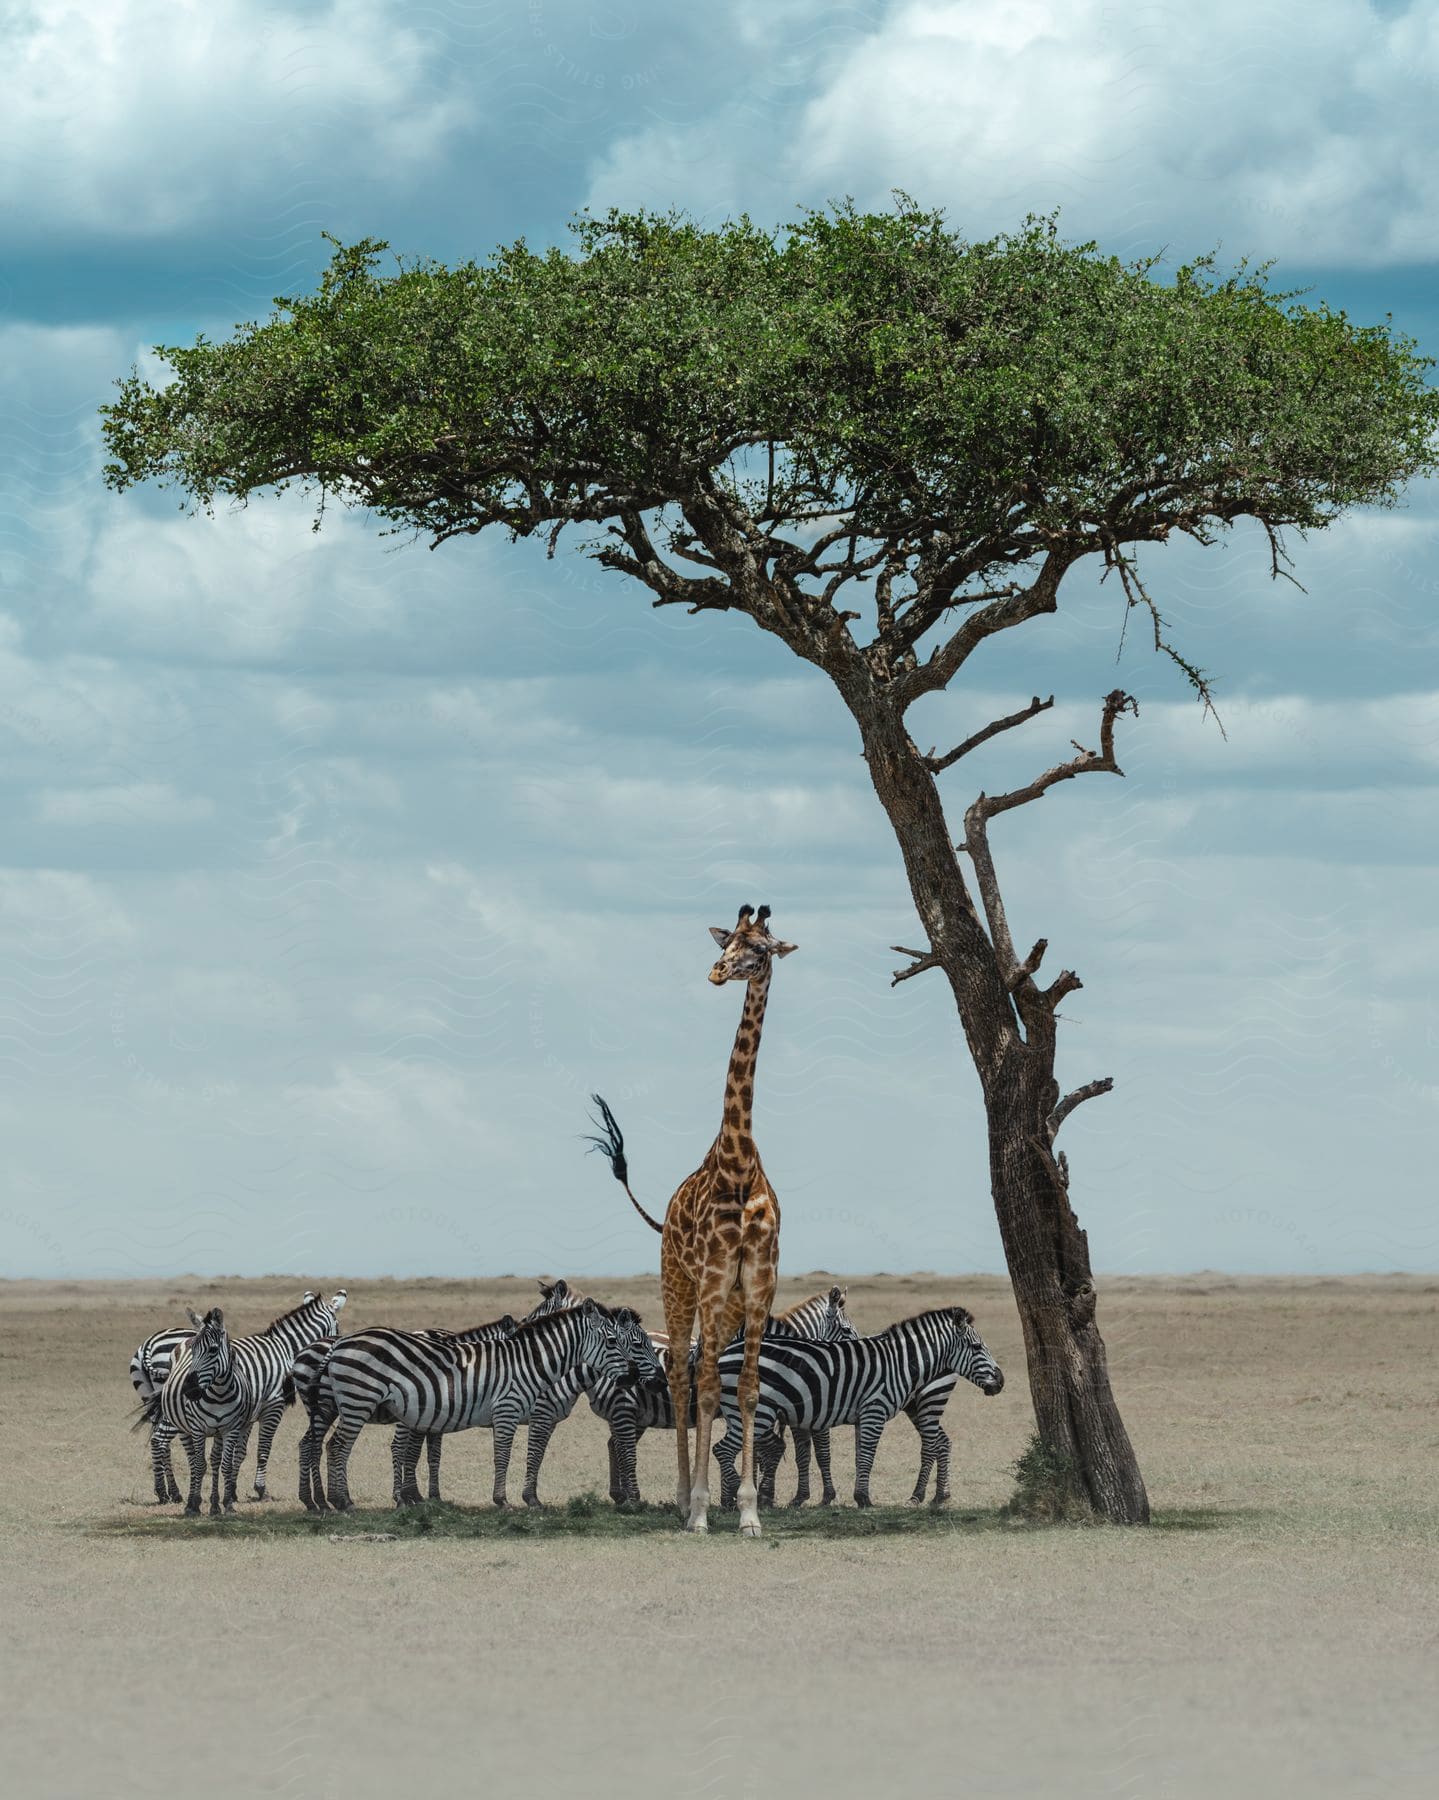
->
xmin=772 ymin=940 xmax=798 ymax=958
xmin=709 ymin=927 xmax=732 ymax=948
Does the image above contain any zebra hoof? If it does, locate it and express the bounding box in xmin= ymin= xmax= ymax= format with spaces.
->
xmin=184 ymin=1502 xmax=201 ymax=1516
xmin=906 ymin=1493 xmax=925 ymax=1509
xmin=931 ymin=1492 xmax=952 ymax=1508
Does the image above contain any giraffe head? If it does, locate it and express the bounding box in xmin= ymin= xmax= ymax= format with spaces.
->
xmin=708 ymin=904 xmax=797 ymax=985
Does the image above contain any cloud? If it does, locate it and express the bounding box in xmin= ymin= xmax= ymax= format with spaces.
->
xmin=35 ymin=780 xmax=214 ymax=826
xmin=587 ymin=0 xmax=1439 ymax=268
xmin=0 ymin=0 xmax=472 ymax=245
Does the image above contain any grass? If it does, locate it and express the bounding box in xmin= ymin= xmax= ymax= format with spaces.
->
xmin=94 ymin=1492 xmax=1247 ymax=1543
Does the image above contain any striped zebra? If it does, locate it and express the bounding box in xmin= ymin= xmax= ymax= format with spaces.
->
xmin=147 ymin=1289 xmax=347 ymax=1513
xmin=521 ymin=1287 xmax=855 ymax=1510
xmin=295 ymin=1311 xmax=519 ymax=1510
xmin=294 ymin=1278 xmax=576 ymax=1509
xmin=316 ymin=1299 xmax=647 ymax=1511
xmin=129 ymin=1323 xmax=199 ymax=1502
xmin=712 ymin=1305 xmax=1004 ymax=1508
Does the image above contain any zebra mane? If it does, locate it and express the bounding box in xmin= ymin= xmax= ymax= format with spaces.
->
xmin=261 ymin=1295 xmax=329 ymax=1336
xmin=506 ymin=1298 xmax=642 ymax=1339
xmin=872 ymin=1304 xmax=975 ymax=1338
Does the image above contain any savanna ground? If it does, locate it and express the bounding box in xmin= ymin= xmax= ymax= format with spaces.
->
xmin=1 ymin=1273 xmax=1435 ymax=1799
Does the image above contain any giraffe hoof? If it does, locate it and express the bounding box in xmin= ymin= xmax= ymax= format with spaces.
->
xmin=740 ymin=1519 xmax=762 ymax=1539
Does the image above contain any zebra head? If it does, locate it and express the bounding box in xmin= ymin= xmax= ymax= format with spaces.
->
xmin=181 ymin=1307 xmax=232 ymax=1394
xmin=528 ymin=1278 xmax=577 ymax=1319
xmin=573 ymin=1297 xmax=637 ymax=1386
xmin=266 ymin=1288 xmax=348 ymax=1352
xmin=820 ymin=1285 xmax=859 ymax=1343
xmin=947 ymin=1308 xmax=1004 ymax=1396
xmin=608 ymin=1305 xmax=664 ymax=1388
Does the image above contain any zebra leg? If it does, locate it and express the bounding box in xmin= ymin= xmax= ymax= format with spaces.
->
xmin=789 ymin=1426 xmax=812 ymax=1508
xmin=853 ymin=1407 xmax=888 ymax=1508
xmin=907 ymin=1406 xmax=933 ymax=1507
xmin=220 ymin=1429 xmax=244 ymax=1513
xmin=250 ymin=1400 xmax=285 ymax=1499
xmin=712 ymin=1416 xmax=739 ymax=1510
xmin=931 ymin=1425 xmax=952 ymax=1506
xmin=183 ymin=1431 xmax=207 ymax=1515
xmin=425 ymin=1432 xmax=443 ymax=1502
xmin=758 ymin=1426 xmax=786 ymax=1508
xmin=491 ymin=1411 xmax=520 ymax=1508
xmin=299 ymin=1403 xmax=334 ymax=1511
xmin=151 ymin=1423 xmax=182 ymax=1503
xmin=627 ymin=1423 xmax=647 ymax=1506
xmin=814 ymin=1427 xmax=837 ymax=1507
xmin=391 ymin=1428 xmax=422 ymax=1506
xmin=608 ymin=1399 xmax=639 ymax=1509
xmin=207 ymin=1433 xmax=225 ymax=1515
xmin=325 ymin=1411 xmax=368 ymax=1511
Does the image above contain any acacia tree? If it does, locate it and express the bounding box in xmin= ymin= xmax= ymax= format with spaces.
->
xmin=102 ymin=201 xmax=1438 ymax=1523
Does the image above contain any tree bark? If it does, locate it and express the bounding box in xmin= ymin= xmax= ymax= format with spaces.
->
xmin=844 ymin=688 xmax=1150 ymax=1524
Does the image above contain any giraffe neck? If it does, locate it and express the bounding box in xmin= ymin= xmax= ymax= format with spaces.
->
xmin=716 ymin=962 xmax=771 ymax=1182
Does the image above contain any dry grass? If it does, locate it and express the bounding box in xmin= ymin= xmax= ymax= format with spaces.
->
xmin=3 ymin=1272 xmax=1437 ymax=1799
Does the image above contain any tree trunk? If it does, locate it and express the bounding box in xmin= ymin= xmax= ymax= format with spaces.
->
xmin=845 ymin=688 xmax=1150 ymax=1524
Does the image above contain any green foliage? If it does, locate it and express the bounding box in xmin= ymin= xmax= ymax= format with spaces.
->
xmin=100 ymin=198 xmax=1439 ymax=693
xmin=1002 ymin=1433 xmax=1095 ymax=1525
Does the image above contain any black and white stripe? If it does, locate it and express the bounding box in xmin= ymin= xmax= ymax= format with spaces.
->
xmin=313 ymin=1299 xmax=646 ymax=1511
xmin=149 ymin=1290 xmax=347 ymax=1514
xmin=129 ymin=1325 xmax=196 ymax=1502
xmin=712 ymin=1305 xmax=1004 ymax=1508
xmin=294 ymin=1279 xmax=578 ymax=1508
xmin=522 ymin=1287 xmax=855 ymax=1510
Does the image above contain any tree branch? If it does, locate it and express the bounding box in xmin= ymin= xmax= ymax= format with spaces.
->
xmin=1048 ymin=1077 xmax=1115 ymax=1141
xmin=890 ymin=945 xmax=941 ymax=986
xmin=924 ymin=695 xmax=1055 ymax=774
xmin=895 ymin=549 xmax=1075 ymax=707
xmin=958 ymin=690 xmax=1136 ymax=993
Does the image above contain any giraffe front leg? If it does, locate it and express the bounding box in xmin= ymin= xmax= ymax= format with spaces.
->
xmin=662 ymin=1283 xmax=697 ymax=1518
xmin=734 ymin=1306 xmax=768 ymax=1538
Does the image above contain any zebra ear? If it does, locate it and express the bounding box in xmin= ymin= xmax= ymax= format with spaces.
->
xmin=207 ymin=1307 xmax=224 ymax=1326
xmin=330 ymin=1291 xmax=347 ymax=1313
xmin=186 ymin=1308 xmax=204 ymax=1329
xmin=579 ymin=1296 xmax=599 ymax=1316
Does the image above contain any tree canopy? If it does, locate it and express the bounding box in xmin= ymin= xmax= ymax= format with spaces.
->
xmin=103 ymin=199 xmax=1439 ymax=708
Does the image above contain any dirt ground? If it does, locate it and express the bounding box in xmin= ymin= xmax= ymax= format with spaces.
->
xmin=1 ymin=1272 xmax=1435 ymax=1799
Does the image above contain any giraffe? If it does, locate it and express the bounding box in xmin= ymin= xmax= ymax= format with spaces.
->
xmin=652 ymin=903 xmax=796 ymax=1534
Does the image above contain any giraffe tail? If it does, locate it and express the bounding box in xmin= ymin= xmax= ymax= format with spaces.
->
xmin=583 ymin=1094 xmax=664 ymax=1234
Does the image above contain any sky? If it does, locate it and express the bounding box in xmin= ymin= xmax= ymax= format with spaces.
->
xmin=2 ymin=0 xmax=1437 ymax=1281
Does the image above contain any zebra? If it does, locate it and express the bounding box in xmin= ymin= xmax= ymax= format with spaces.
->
xmin=129 ymin=1323 xmax=199 ymax=1502
xmin=294 ymin=1279 xmax=579 ymax=1509
xmin=145 ymin=1289 xmax=347 ymax=1513
xmin=711 ymin=1305 xmax=1004 ymax=1508
xmin=521 ymin=1287 xmax=856 ymax=1510
xmin=316 ymin=1298 xmax=646 ymax=1511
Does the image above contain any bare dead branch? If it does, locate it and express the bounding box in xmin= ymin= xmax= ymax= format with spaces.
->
xmin=896 ymin=550 xmax=1075 ymax=706
xmin=891 ymin=945 xmax=941 ymax=986
xmin=1043 ymin=970 xmax=1083 ymax=1006
xmin=924 ymin=695 xmax=1055 ymax=774
xmin=1048 ymin=1077 xmax=1114 ymax=1140
xmin=1006 ymin=938 xmax=1048 ymax=992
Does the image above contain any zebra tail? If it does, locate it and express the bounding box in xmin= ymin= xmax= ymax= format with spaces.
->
xmin=583 ymin=1094 xmax=663 ymax=1234
xmin=129 ymin=1394 xmax=162 ymax=1434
